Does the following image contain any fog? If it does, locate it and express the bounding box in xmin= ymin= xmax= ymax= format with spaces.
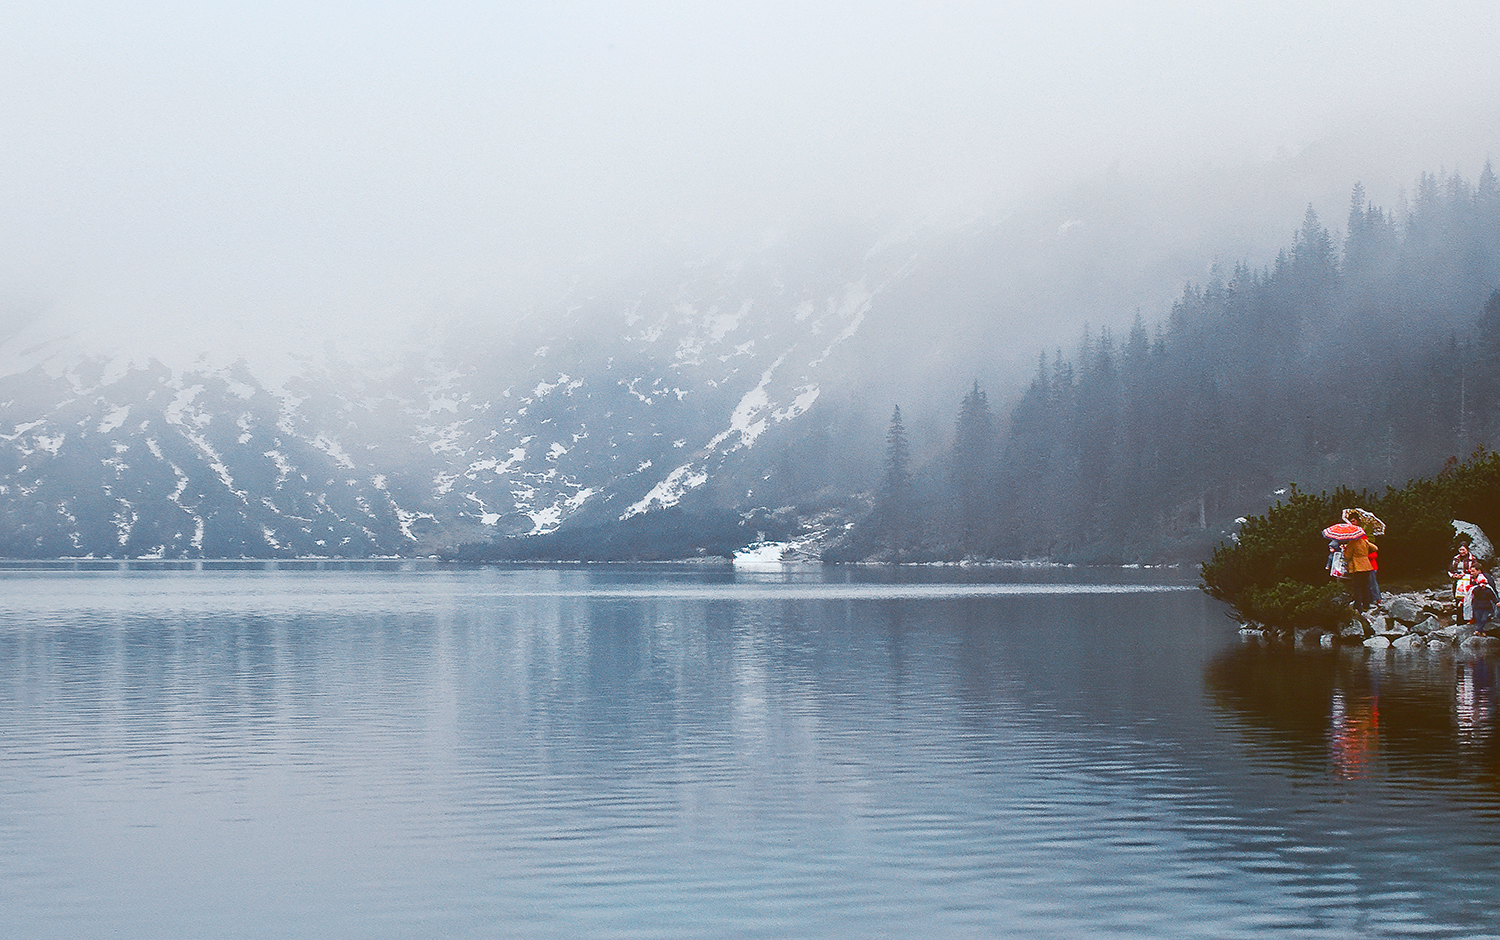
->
xmin=4 ymin=1 xmax=1500 ymax=367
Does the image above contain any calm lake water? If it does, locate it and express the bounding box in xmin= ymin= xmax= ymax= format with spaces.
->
xmin=3 ymin=562 xmax=1500 ymax=939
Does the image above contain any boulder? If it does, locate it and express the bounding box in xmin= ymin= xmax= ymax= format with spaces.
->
xmin=1384 ymin=596 xmax=1423 ymax=624
xmin=1363 ymin=636 xmax=1392 ymax=649
xmin=1392 ymin=633 xmax=1426 ymax=650
xmin=1429 ymin=637 xmax=1451 ymax=650
xmin=1411 ymin=615 xmax=1440 ymax=636
xmin=1320 ymin=633 xmax=1336 ymax=648
xmin=1461 ymin=634 xmax=1500 ymax=651
xmin=1337 ymin=620 xmax=1370 ymax=640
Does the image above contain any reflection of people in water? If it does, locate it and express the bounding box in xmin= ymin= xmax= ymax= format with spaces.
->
xmin=1329 ymin=686 xmax=1380 ymax=779
xmin=1456 ymin=660 xmax=1494 ymax=746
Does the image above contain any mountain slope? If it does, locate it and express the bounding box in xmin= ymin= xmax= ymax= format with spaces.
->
xmin=0 ymin=227 xmax=920 ymax=558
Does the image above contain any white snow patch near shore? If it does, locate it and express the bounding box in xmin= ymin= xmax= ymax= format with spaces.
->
xmin=733 ymin=542 xmax=791 ymax=569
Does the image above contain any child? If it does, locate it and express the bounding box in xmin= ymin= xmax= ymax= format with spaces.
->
xmin=1471 ymin=566 xmax=1498 ymax=634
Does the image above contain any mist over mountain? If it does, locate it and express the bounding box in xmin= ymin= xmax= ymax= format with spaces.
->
xmin=5 ymin=154 xmax=1500 ymax=562
xmin=0 ymin=160 xmax=1249 ymax=558
xmin=0 ymin=212 xmax=898 ymax=558
xmin=838 ymin=165 xmax=1500 ymax=565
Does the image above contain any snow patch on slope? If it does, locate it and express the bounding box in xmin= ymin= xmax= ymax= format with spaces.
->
xmin=809 ymin=281 xmax=873 ymax=367
xmin=98 ymin=406 xmax=130 ymax=434
xmin=622 ymin=465 xmax=709 ymax=518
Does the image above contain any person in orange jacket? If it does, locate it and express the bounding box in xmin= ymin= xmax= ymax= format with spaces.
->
xmin=1342 ymin=536 xmax=1379 ymax=610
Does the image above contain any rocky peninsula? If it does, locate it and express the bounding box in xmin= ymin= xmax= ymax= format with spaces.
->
xmin=1238 ymin=588 xmax=1500 ymax=652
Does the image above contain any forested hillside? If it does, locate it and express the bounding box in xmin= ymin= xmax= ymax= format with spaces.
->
xmin=831 ymin=167 xmax=1500 ymax=564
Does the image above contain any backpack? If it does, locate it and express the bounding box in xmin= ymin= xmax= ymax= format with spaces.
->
xmin=1473 ymin=580 xmax=1497 ymax=611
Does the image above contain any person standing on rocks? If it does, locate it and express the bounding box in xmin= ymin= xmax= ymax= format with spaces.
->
xmin=1464 ymin=560 xmax=1489 ymax=625
xmin=1450 ymin=543 xmax=1473 ymax=574
xmin=1471 ymin=566 xmax=1498 ymax=634
xmin=1451 ymin=544 xmax=1473 ymax=619
xmin=1456 ymin=566 xmax=1475 ymax=624
xmin=1343 ymin=535 xmax=1379 ymax=611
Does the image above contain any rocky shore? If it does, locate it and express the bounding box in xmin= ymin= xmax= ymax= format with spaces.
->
xmin=1238 ymin=588 xmax=1500 ymax=651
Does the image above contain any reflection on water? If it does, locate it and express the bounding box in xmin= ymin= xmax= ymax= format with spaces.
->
xmin=1456 ymin=660 xmax=1497 ymax=749
xmin=4 ymin=566 xmax=1500 ymax=938
xmin=1328 ymin=688 xmax=1377 ymax=778
xmin=1207 ymin=641 xmax=1500 ymax=786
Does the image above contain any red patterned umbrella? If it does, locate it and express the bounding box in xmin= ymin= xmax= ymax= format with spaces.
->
xmin=1323 ymin=522 xmax=1366 ymax=541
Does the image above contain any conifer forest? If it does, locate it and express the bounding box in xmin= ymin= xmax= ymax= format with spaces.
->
xmin=832 ymin=168 xmax=1500 ymax=564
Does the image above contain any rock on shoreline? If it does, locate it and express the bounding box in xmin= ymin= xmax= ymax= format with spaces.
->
xmin=1237 ymin=588 xmax=1500 ymax=652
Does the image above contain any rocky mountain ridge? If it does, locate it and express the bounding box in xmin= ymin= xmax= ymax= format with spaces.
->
xmin=0 ymin=232 xmax=916 ymax=559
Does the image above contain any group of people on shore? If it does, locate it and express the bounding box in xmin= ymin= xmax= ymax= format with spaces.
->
xmin=1325 ymin=508 xmax=1500 ymax=631
xmin=1449 ymin=542 xmax=1498 ymax=633
xmin=1327 ymin=508 xmax=1383 ymax=610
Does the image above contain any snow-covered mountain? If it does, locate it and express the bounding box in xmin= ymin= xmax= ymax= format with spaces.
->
xmin=0 ymin=228 xmax=922 ymax=559
xmin=3 ymin=168 xmax=1278 ymax=560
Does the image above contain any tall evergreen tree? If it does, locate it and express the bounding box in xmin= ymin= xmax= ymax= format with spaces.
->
xmin=881 ymin=405 xmax=912 ymax=559
xmin=951 ymin=381 xmax=995 ymax=553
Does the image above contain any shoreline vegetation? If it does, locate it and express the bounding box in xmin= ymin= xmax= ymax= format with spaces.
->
xmin=1200 ymin=449 xmax=1500 ymax=632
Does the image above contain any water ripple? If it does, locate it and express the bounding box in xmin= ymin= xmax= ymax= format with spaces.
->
xmin=2 ymin=569 xmax=1499 ymax=939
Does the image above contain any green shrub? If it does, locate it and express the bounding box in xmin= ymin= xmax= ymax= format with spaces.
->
xmin=1201 ymin=451 xmax=1500 ymax=627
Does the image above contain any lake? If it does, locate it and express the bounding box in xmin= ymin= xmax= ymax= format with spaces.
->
xmin=2 ymin=562 xmax=1498 ymax=938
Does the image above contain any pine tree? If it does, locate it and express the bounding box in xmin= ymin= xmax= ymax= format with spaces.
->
xmin=881 ymin=405 xmax=911 ymax=559
xmin=951 ymin=381 xmax=995 ymax=554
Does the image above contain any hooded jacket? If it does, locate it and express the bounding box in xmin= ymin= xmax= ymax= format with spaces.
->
xmin=1343 ymin=537 xmax=1377 ymax=573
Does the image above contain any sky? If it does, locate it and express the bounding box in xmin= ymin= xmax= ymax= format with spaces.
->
xmin=3 ymin=1 xmax=1500 ymax=364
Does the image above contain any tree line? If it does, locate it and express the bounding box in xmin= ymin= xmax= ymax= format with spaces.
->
xmin=828 ymin=166 xmax=1500 ymax=563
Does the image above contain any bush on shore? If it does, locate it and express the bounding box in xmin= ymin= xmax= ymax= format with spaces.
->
xmin=1201 ymin=450 xmax=1500 ymax=627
